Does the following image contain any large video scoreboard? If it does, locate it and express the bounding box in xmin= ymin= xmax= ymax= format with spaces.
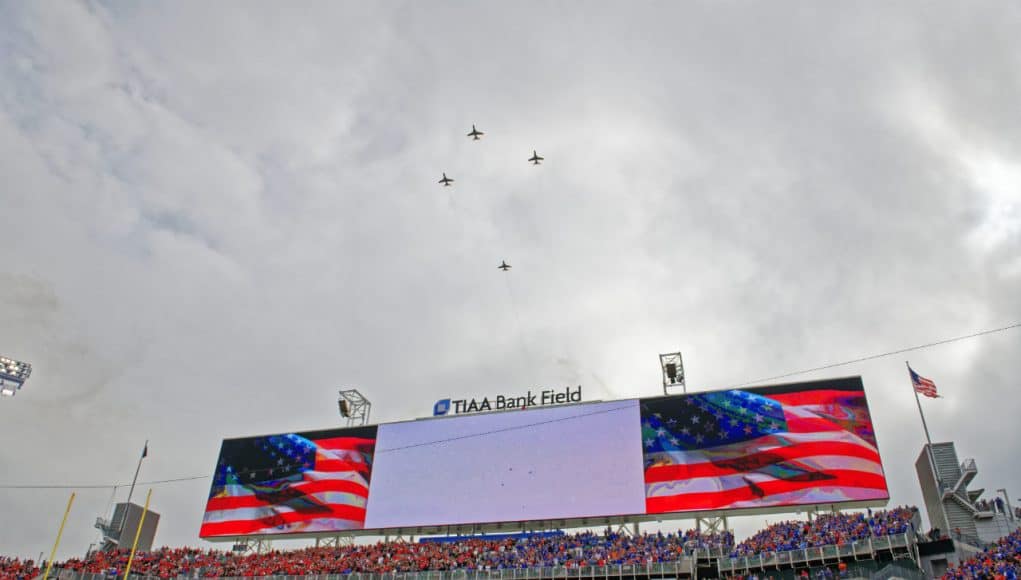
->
xmin=200 ymin=377 xmax=889 ymax=539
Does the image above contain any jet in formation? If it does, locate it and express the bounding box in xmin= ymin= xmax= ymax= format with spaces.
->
xmin=467 ymin=125 xmax=484 ymax=140
xmin=438 ymin=173 xmax=454 ymax=186
xmin=528 ymin=150 xmax=544 ymax=165
xmin=498 ymin=261 xmax=512 ymax=271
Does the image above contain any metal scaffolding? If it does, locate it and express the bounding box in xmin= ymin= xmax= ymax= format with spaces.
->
xmin=339 ymin=389 xmax=372 ymax=426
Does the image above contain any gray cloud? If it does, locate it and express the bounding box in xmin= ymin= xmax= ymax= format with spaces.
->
xmin=1 ymin=0 xmax=1019 ymax=559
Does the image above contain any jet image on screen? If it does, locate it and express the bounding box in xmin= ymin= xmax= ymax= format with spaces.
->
xmin=642 ymin=378 xmax=888 ymax=513
xmin=201 ymin=426 xmax=377 ymax=537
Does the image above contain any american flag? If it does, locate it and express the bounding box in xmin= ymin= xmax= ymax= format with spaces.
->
xmin=908 ymin=366 xmax=938 ymax=399
xmin=200 ymin=427 xmax=376 ymax=537
xmin=642 ymin=382 xmax=888 ymax=513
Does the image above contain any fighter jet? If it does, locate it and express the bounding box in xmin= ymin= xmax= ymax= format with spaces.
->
xmin=467 ymin=125 xmax=484 ymax=140
xmin=438 ymin=173 xmax=454 ymax=186
xmin=528 ymin=150 xmax=544 ymax=165
xmin=498 ymin=261 xmax=512 ymax=271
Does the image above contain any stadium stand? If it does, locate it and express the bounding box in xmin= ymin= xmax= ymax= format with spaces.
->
xmin=19 ymin=508 xmax=927 ymax=579
xmin=729 ymin=507 xmax=917 ymax=557
xmin=943 ymin=528 xmax=1021 ymax=579
xmin=0 ymin=556 xmax=39 ymax=580
xmin=56 ymin=529 xmax=730 ymax=576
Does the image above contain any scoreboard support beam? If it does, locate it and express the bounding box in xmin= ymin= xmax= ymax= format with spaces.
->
xmin=695 ymin=516 xmax=728 ymax=535
xmin=804 ymin=506 xmax=823 ymax=522
xmin=232 ymin=538 xmax=274 ymax=555
xmin=315 ymin=536 xmax=353 ymax=548
xmin=612 ymin=523 xmax=640 ymax=537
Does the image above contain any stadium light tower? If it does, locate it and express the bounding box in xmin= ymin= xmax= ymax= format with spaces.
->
xmin=338 ymin=389 xmax=371 ymax=427
xmin=659 ymin=352 xmax=685 ymax=395
xmin=0 ymin=355 xmax=33 ymax=398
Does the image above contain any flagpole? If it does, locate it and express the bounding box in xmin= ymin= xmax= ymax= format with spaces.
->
xmin=126 ymin=440 xmax=147 ymax=505
xmin=119 ymin=440 xmax=147 ymax=541
xmin=908 ymin=360 xmax=947 ymax=526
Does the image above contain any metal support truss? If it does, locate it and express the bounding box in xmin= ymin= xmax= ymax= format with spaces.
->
xmin=338 ymin=389 xmax=372 ymax=426
xmin=613 ymin=522 xmax=640 ymax=537
xmin=803 ymin=505 xmax=831 ymax=522
xmin=695 ymin=515 xmax=728 ymax=535
xmin=659 ymin=352 xmax=685 ymax=395
xmin=315 ymin=536 xmax=354 ymax=548
xmin=232 ymin=538 xmax=274 ymax=554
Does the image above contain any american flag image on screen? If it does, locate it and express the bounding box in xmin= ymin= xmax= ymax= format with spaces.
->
xmin=200 ymin=426 xmax=376 ymax=537
xmin=642 ymin=379 xmax=888 ymax=513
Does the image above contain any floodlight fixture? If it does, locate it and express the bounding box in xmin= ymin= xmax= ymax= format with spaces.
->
xmin=338 ymin=388 xmax=371 ymax=427
xmin=0 ymin=355 xmax=32 ymax=398
xmin=659 ymin=352 xmax=685 ymax=395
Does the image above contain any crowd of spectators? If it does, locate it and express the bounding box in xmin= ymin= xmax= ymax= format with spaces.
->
xmin=0 ymin=556 xmax=39 ymax=580
xmin=729 ymin=507 xmax=917 ymax=557
xmin=974 ymin=498 xmax=1011 ymax=515
xmin=4 ymin=508 xmax=917 ymax=579
xmin=57 ymin=530 xmax=732 ymax=577
xmin=679 ymin=529 xmax=734 ymax=552
xmin=944 ymin=529 xmax=1021 ymax=579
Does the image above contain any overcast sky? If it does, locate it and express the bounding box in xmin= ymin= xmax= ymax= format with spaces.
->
xmin=2 ymin=1 xmax=1020 ymax=561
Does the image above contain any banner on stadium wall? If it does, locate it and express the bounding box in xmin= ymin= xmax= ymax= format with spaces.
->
xmin=200 ymin=376 xmax=889 ymax=538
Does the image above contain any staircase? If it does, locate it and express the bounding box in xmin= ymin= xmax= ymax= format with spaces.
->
xmin=942 ymin=459 xmax=994 ymax=518
xmin=948 ymin=459 xmax=977 ymax=496
xmin=93 ymin=512 xmax=123 ymax=551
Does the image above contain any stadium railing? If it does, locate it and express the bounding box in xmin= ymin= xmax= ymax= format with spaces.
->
xmin=51 ymin=561 xmax=696 ymax=580
xmin=44 ymin=534 xmax=918 ymax=580
xmin=714 ymin=532 xmax=916 ymax=576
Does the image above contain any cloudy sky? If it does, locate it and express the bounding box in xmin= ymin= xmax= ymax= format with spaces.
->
xmin=2 ymin=1 xmax=1020 ymax=560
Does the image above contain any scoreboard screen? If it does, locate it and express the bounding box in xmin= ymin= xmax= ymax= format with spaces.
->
xmin=200 ymin=377 xmax=888 ymax=538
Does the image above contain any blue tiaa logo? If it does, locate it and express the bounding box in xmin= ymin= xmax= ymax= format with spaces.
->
xmin=433 ymin=398 xmax=451 ymax=416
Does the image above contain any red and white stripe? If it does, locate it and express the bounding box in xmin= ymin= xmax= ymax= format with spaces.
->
xmin=912 ymin=375 xmax=938 ymax=398
xmin=200 ymin=437 xmax=374 ymax=538
xmin=645 ymin=391 xmax=889 ymax=513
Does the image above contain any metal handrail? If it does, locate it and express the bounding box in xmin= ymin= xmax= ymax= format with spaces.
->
xmin=49 ymin=561 xmax=695 ymax=580
xmin=47 ymin=534 xmax=917 ymax=580
xmin=714 ymin=533 xmax=915 ymax=575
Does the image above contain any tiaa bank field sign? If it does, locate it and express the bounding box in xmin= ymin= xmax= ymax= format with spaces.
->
xmin=433 ymin=386 xmax=582 ymax=416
